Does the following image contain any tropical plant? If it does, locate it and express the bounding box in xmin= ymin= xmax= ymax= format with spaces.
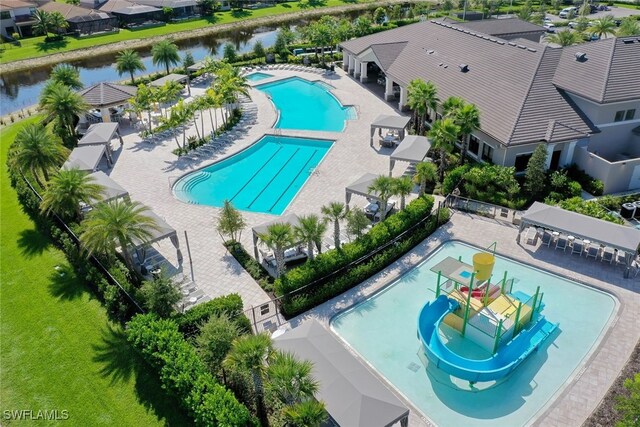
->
xmin=546 ymin=29 xmax=583 ymax=46
xmin=49 ymin=64 xmax=83 ymax=90
xmin=429 ymin=118 xmax=460 ymax=182
xmin=589 ymin=15 xmax=618 ymax=39
xmin=615 ymin=373 xmax=640 ymax=427
xmin=32 ymin=10 xmax=53 ymax=37
xmin=79 ymin=200 xmax=160 ymax=270
xmin=617 ymin=17 xmax=640 ymax=36
xmin=373 ymin=7 xmax=386 ymax=24
xmin=441 ymin=96 xmax=465 ymax=119
xmin=40 ymin=168 xmax=104 ymax=220
xmin=352 ymin=16 xmax=373 ymax=37
xmin=454 ymin=103 xmax=480 ymax=165
xmin=11 ymin=123 xmax=67 ymax=187
xmin=151 ymin=39 xmax=180 ymax=74
xmin=414 ymin=161 xmax=438 ymax=196
xmin=39 ymin=82 xmax=88 ymax=145
xmin=258 ymin=223 xmax=295 ymax=277
xmin=463 ymin=165 xmax=522 ymax=208
xmin=115 ymin=49 xmax=146 ymax=84
xmin=282 ymin=400 xmax=327 ymax=427
xmin=368 ymin=175 xmax=395 ymax=221
xmin=253 ymin=40 xmax=265 ymax=58
xmin=49 ymin=11 xmax=68 ymax=34
xmin=216 ymin=200 xmax=246 ymax=242
xmin=406 ymin=79 xmax=438 ymax=135
xmin=195 ymin=313 xmax=241 ymax=374
xmin=524 ymin=144 xmax=548 ymax=199
xmin=129 ymin=84 xmax=155 ymax=133
xmin=321 ymin=201 xmax=347 ymax=249
xmin=223 ymin=42 xmax=237 ymax=62
xmin=267 ymin=351 xmax=319 ymax=406
xmin=223 ymin=333 xmax=273 ymax=426
xmin=346 ymin=207 xmax=370 ymax=239
xmin=293 ymin=214 xmax=327 ymax=261
xmin=161 ymin=98 xmax=191 ymax=150
xmin=393 ymin=176 xmax=414 ymax=210
xmin=139 ymin=273 xmax=181 ymax=318
xmin=197 ymin=0 xmax=217 ymax=14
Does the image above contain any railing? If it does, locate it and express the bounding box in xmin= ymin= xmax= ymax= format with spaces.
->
xmin=445 ymin=194 xmax=524 ymax=225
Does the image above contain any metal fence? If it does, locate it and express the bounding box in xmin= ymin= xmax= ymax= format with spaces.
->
xmin=445 ymin=194 xmax=523 ymax=225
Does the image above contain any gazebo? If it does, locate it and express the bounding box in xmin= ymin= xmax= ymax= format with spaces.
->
xmin=345 ymin=173 xmax=380 ymax=207
xmin=389 ymin=135 xmax=432 ymax=176
xmin=77 ymin=122 xmax=122 ymax=164
xmin=251 ymin=213 xmax=301 ymax=261
xmin=370 ymin=114 xmax=411 ymax=146
xmin=77 ymin=82 xmax=137 ymax=126
xmin=150 ymin=73 xmax=191 ymax=95
xmin=132 ymin=207 xmax=182 ymax=265
xmin=274 ymin=320 xmax=410 ymax=427
xmin=63 ymin=145 xmax=111 ymax=172
xmin=518 ymin=202 xmax=640 ymax=277
xmin=87 ymin=171 xmax=129 ymax=204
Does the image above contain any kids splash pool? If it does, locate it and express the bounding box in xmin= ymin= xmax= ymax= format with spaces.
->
xmin=245 ymin=72 xmax=273 ymax=82
xmin=331 ymin=241 xmax=615 ymax=426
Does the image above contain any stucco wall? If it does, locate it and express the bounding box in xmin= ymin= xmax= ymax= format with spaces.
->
xmin=574 ymin=146 xmax=640 ymax=193
xmin=567 ymin=93 xmax=640 ymax=126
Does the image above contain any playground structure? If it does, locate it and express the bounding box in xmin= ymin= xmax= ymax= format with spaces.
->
xmin=417 ymin=249 xmax=558 ymax=383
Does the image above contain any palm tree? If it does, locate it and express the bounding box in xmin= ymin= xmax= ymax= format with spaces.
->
xmin=406 ymin=79 xmax=428 ymax=134
xmin=40 ymin=168 xmax=104 ymax=221
xmin=223 ymin=333 xmax=273 ymax=426
xmin=368 ymin=175 xmax=395 ymax=221
xmin=617 ymin=17 xmax=640 ymax=37
xmin=267 ymin=351 xmax=319 ymax=406
xmin=12 ymin=123 xmax=67 ymax=187
xmin=32 ymin=10 xmax=52 ymax=37
xmin=40 ymin=83 xmax=88 ymax=144
xmin=158 ymin=80 xmax=183 ymax=116
xmin=50 ymin=64 xmax=83 ymax=90
xmin=393 ymin=176 xmax=414 ymax=210
xmin=321 ymin=201 xmax=347 ymax=250
xmin=441 ymin=96 xmax=465 ymax=119
xmin=414 ymin=161 xmax=437 ymax=196
xmin=346 ymin=208 xmax=370 ymax=240
xmin=293 ymin=214 xmax=327 ymax=261
xmin=422 ymin=81 xmax=439 ymax=125
xmin=589 ymin=16 xmax=618 ymax=39
xmin=429 ymin=118 xmax=460 ymax=182
xmin=49 ymin=11 xmax=68 ymax=35
xmin=129 ymin=84 xmax=155 ymax=133
xmin=151 ymin=39 xmax=180 ymax=75
xmin=115 ymin=49 xmax=146 ymax=84
xmin=454 ymin=103 xmax=480 ymax=165
xmin=258 ymin=223 xmax=294 ymax=277
xmin=545 ymin=29 xmax=583 ymax=46
xmin=283 ymin=400 xmax=327 ymax=427
xmin=79 ymin=200 xmax=160 ymax=270
xmin=161 ymin=99 xmax=191 ymax=151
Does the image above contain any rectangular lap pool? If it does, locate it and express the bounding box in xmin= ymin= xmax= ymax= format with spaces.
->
xmin=331 ymin=241 xmax=615 ymax=426
xmin=173 ymin=135 xmax=333 ymax=215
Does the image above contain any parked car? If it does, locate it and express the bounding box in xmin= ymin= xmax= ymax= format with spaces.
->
xmin=568 ymin=20 xmax=594 ymax=28
xmin=559 ymin=6 xmax=577 ymax=18
xmin=543 ymin=22 xmax=556 ymax=32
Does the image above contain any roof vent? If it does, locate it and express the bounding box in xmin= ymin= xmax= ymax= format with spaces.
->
xmin=430 ymin=19 xmax=436 ymax=23
xmin=427 ymin=49 xmax=435 ymax=54
xmin=489 ymin=38 xmax=497 ymax=42
xmin=527 ymin=48 xmax=537 ymax=52
xmin=497 ymin=40 xmax=505 ymax=45
xmin=459 ymin=64 xmax=469 ymax=72
xmin=575 ymin=51 xmax=587 ymax=61
xmin=443 ymin=65 xmax=448 ymax=68
xmin=508 ymin=41 xmax=516 ymax=46
xmin=482 ymin=36 xmax=490 ymax=40
xmin=517 ymin=44 xmax=526 ymax=49
xmin=439 ymin=62 xmax=443 ymax=66
xmin=622 ymin=39 xmax=635 ymax=44
xmin=470 ymin=32 xmax=476 ymax=36
xmin=463 ymin=30 xmax=470 ymax=33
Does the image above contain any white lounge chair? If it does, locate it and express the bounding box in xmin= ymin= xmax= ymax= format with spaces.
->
xmin=585 ymin=245 xmax=599 ymax=260
xmin=616 ymin=250 xmax=627 ymax=265
xmin=572 ymin=239 xmax=584 ymax=256
xmin=555 ymin=236 xmax=567 ymax=252
xmin=601 ymin=247 xmax=614 ymax=264
xmin=540 ymin=230 xmax=552 ymax=247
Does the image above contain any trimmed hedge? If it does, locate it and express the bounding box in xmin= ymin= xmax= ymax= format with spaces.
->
xmin=127 ymin=314 xmax=253 ymax=426
xmin=173 ymin=293 xmax=252 ymax=336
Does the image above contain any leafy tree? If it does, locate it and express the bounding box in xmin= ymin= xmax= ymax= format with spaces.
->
xmin=589 ymin=15 xmax=618 ymax=39
xmin=223 ymin=42 xmax=237 ymax=62
xmin=223 ymin=333 xmax=273 ymax=426
xmin=414 ymin=161 xmax=437 ymax=196
xmin=373 ymin=7 xmax=386 ymax=24
xmin=115 ymin=49 xmax=146 ymax=84
xmin=195 ymin=313 xmax=241 ymax=374
xmin=39 ymin=82 xmax=88 ymax=145
xmin=615 ymin=373 xmax=640 ymax=427
xmin=79 ymin=200 xmax=160 ymax=270
xmin=463 ymin=165 xmax=521 ymax=207
xmin=293 ymin=214 xmax=327 ymax=261
xmin=352 ymin=16 xmax=373 ymax=37
xmin=216 ymin=200 xmax=246 ymax=242
xmin=152 ymin=39 xmax=180 ymax=74
xmin=129 ymin=84 xmax=155 ymax=133
xmin=258 ymin=223 xmax=294 ymax=277
xmin=197 ymin=0 xmax=217 ymax=14
xmin=253 ymin=40 xmax=265 ymax=58
xmin=428 ymin=118 xmax=460 ymax=182
xmin=49 ymin=11 xmax=68 ymax=34
xmin=11 ymin=123 xmax=67 ymax=187
xmin=393 ymin=176 xmax=414 ymax=210
xmin=140 ymin=274 xmax=181 ymax=318
xmin=346 ymin=207 xmax=370 ymax=239
xmin=32 ymin=10 xmax=53 ymax=37
xmin=524 ymin=144 xmax=548 ymax=199
xmin=283 ymin=400 xmax=327 ymax=427
xmin=267 ymin=351 xmax=319 ymax=406
xmin=40 ymin=168 xmax=103 ymax=221
xmin=442 ymin=0 xmax=454 ymax=12
xmin=50 ymin=64 xmax=83 ymax=90
xmin=182 ymin=51 xmax=195 ymax=74
xmin=454 ymin=103 xmax=480 ymax=165
xmin=545 ymin=29 xmax=583 ymax=46
xmin=617 ymin=17 xmax=640 ymax=36
xmin=389 ymin=4 xmax=403 ymax=19
xmin=321 ymin=201 xmax=347 ymax=249
xmin=368 ymin=175 xmax=395 ymax=221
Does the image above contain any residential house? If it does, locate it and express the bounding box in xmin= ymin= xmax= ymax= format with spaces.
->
xmin=39 ymin=1 xmax=117 ymax=35
xmin=0 ymin=0 xmax=36 ymax=37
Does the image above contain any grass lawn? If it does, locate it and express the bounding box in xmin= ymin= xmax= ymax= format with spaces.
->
xmin=0 ymin=117 xmax=189 ymax=426
xmin=0 ymin=0 xmax=371 ymax=63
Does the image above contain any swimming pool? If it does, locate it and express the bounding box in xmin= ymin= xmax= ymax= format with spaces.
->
xmin=331 ymin=241 xmax=615 ymax=426
xmin=246 ymin=72 xmax=273 ymax=82
xmin=256 ymin=77 xmax=355 ymax=132
xmin=173 ymin=135 xmax=333 ymax=215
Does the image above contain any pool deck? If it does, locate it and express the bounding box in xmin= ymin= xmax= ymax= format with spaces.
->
xmin=283 ymin=211 xmax=640 ymax=427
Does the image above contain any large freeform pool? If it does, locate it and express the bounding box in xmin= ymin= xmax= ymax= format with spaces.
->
xmin=256 ymin=77 xmax=355 ymax=132
xmin=173 ymin=135 xmax=333 ymax=214
xmin=331 ymin=241 xmax=615 ymax=426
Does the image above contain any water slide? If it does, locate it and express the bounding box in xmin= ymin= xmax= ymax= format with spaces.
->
xmin=417 ymin=295 xmax=557 ymax=383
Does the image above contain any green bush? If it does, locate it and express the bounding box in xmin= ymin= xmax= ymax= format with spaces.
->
xmin=462 ymin=165 xmax=525 ymax=209
xmin=557 ymin=197 xmax=624 ymax=224
xmin=126 ymin=314 xmax=252 ymax=426
xmin=564 ymin=164 xmax=604 ymax=196
xmin=173 ymin=293 xmax=251 ymax=336
xmin=442 ymin=164 xmax=471 ymax=195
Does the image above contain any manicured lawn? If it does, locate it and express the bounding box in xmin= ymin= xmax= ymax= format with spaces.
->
xmin=0 ymin=0 xmax=369 ymax=63
xmin=0 ymin=117 xmax=188 ymax=426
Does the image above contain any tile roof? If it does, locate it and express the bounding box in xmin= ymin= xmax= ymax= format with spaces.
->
xmin=0 ymin=0 xmax=33 ymax=11
xmin=39 ymin=1 xmax=101 ymax=19
xmin=552 ymin=37 xmax=640 ymax=104
xmin=77 ymin=82 xmax=137 ymax=107
xmin=97 ymin=0 xmax=134 ymax=12
xmin=369 ymin=42 xmax=407 ymax=70
xmin=444 ymin=17 xmax=546 ymax=38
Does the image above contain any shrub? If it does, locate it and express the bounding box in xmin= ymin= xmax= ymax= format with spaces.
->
xmin=564 ymin=164 xmax=604 ymax=196
xmin=557 ymin=197 xmax=624 ymax=224
xmin=195 ymin=313 xmax=242 ymax=375
xmin=462 ymin=165 xmax=524 ymax=209
xmin=224 ymin=241 xmax=274 ymax=292
xmin=173 ymin=293 xmax=251 ymax=336
xmin=442 ymin=164 xmax=470 ymax=194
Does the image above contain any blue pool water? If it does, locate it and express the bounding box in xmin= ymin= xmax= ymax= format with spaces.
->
xmin=173 ymin=135 xmax=333 ymax=214
xmin=246 ymin=72 xmax=273 ymax=82
xmin=256 ymin=77 xmax=355 ymax=132
xmin=331 ymin=241 xmax=615 ymax=426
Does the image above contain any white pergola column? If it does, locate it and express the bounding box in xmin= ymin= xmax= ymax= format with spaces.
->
xmin=343 ymin=53 xmax=350 ymax=71
xmin=359 ymin=61 xmax=368 ymax=83
xmin=545 ymin=143 xmax=556 ymax=169
xmin=354 ymin=59 xmax=361 ymax=78
xmin=560 ymin=140 xmax=578 ymax=167
xmin=348 ymin=55 xmax=356 ymax=75
xmin=385 ymin=77 xmax=394 ymax=101
xmin=398 ymin=86 xmax=407 ymax=110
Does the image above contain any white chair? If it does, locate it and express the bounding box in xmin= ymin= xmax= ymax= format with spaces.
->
xmin=572 ymin=240 xmax=584 ymax=256
xmin=601 ymin=247 xmax=614 ymax=264
xmin=585 ymin=245 xmax=599 ymax=260
xmin=555 ymin=236 xmax=567 ymax=252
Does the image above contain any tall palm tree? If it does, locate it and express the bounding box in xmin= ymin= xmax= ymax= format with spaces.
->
xmin=49 ymin=11 xmax=68 ymax=35
xmin=392 ymin=176 xmax=414 ymax=210
xmin=161 ymin=99 xmax=191 ymax=151
xmin=545 ymin=29 xmax=583 ymax=46
xmin=368 ymin=175 xmax=395 ymax=221
xmin=406 ymin=79 xmax=428 ymax=134
xmin=441 ymin=96 xmax=465 ymax=119
xmin=429 ymin=118 xmax=460 ymax=182
xmin=454 ymin=103 xmax=480 ymax=165
xmin=40 ymin=83 xmax=88 ymax=144
xmin=223 ymin=333 xmax=273 ymax=426
xmin=79 ymin=200 xmax=160 ymax=270
xmin=422 ymin=81 xmax=439 ymax=126
xmin=12 ymin=123 xmax=67 ymax=187
xmin=32 ymin=10 xmax=52 ymax=37
xmin=321 ymin=201 xmax=347 ymax=250
xmin=129 ymin=84 xmax=155 ymax=133
xmin=617 ymin=17 xmax=640 ymax=37
xmin=414 ymin=161 xmax=437 ymax=196
xmin=152 ymin=39 xmax=180 ymax=75
xmin=115 ymin=49 xmax=146 ymax=84
xmin=50 ymin=64 xmax=83 ymax=90
xmin=267 ymin=351 xmax=319 ymax=406
xmin=589 ymin=16 xmax=618 ymax=39
xmin=258 ymin=223 xmax=294 ymax=277
xmin=293 ymin=214 xmax=327 ymax=261
xmin=283 ymin=401 xmax=327 ymax=427
xmin=40 ymin=168 xmax=104 ymax=221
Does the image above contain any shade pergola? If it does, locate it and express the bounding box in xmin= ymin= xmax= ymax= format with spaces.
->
xmin=389 ymin=135 xmax=432 ymax=175
xmin=251 ymin=213 xmax=301 ymax=260
xmin=274 ymin=320 xmax=410 ymax=427
xmin=150 ymin=73 xmax=191 ymax=95
xmin=370 ymin=114 xmax=411 ymax=145
xmin=132 ymin=207 xmax=182 ymax=264
xmin=63 ymin=145 xmax=110 ymax=172
xmin=345 ymin=173 xmax=381 ymax=207
xmin=77 ymin=82 xmax=137 ymax=124
xmin=518 ymin=202 xmax=640 ymax=277
xmin=78 ymin=122 xmax=121 ymax=164
xmin=87 ymin=171 xmax=129 ymax=204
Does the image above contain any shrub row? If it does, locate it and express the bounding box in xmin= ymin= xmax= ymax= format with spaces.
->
xmin=127 ymin=314 xmax=253 ymax=426
xmin=173 ymin=293 xmax=252 ymax=336
xmin=224 ymin=241 xmax=274 ymax=292
xmin=564 ymin=163 xmax=604 ymax=196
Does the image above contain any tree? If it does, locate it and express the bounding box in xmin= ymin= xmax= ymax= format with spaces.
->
xmin=429 ymin=118 xmax=460 ymax=182
xmin=368 ymin=175 xmax=395 ymax=221
xmin=197 ymin=0 xmax=217 ymax=14
xmin=454 ymin=103 xmax=480 ymax=165
xmin=196 ymin=313 xmax=241 ymax=374
xmin=546 ymin=29 xmax=584 ymax=46
xmin=50 ymin=64 xmax=83 ymax=90
xmin=223 ymin=333 xmax=273 ymax=426
xmin=373 ymin=7 xmax=386 ymax=24
xmin=151 ymin=39 xmax=180 ymax=74
xmin=589 ymin=15 xmax=618 ymax=39
xmin=414 ymin=161 xmax=437 ymax=196
xmin=258 ymin=223 xmax=294 ymax=277
xmin=283 ymin=400 xmax=327 ymax=427
xmin=216 ymin=200 xmax=246 ymax=242
xmin=393 ymin=176 xmax=414 ymax=210
xmin=293 ymin=214 xmax=327 ymax=261
xmin=346 ymin=208 xmax=370 ymax=239
xmin=115 ymin=49 xmax=146 ymax=84
xmin=32 ymin=10 xmax=52 ymax=38
xmin=267 ymin=351 xmax=319 ymax=406
xmin=39 ymin=82 xmax=88 ymax=145
xmin=49 ymin=11 xmax=68 ymax=35
xmin=352 ymin=16 xmax=373 ymax=37
xmin=253 ymin=40 xmax=265 ymax=58
xmin=161 ymin=98 xmax=191 ymax=150
xmin=129 ymin=84 xmax=155 ymax=133
xmin=12 ymin=123 xmax=67 ymax=187
xmin=140 ymin=274 xmax=181 ymax=318
xmin=615 ymin=373 xmax=640 ymax=427
xmin=40 ymin=168 xmax=104 ymax=221
xmin=389 ymin=4 xmax=402 ymax=20
xmin=223 ymin=42 xmax=237 ymax=63
xmin=524 ymin=144 xmax=548 ymax=199
xmin=441 ymin=96 xmax=465 ymax=119
xmin=79 ymin=200 xmax=160 ymax=270
xmin=273 ymin=29 xmax=291 ymax=60
xmin=406 ymin=79 xmax=438 ymax=135
xmin=321 ymin=201 xmax=347 ymax=249
xmin=617 ymin=17 xmax=640 ymax=37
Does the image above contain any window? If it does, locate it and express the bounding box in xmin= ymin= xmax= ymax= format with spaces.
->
xmin=0 ymin=11 xmax=11 ymax=19
xmin=481 ymin=143 xmax=494 ymax=162
xmin=626 ymin=109 xmax=636 ymax=121
xmin=468 ymin=135 xmax=480 ymax=155
xmin=514 ymin=153 xmax=533 ymax=172
xmin=615 ymin=109 xmax=637 ymax=122
xmin=615 ymin=110 xmax=625 ymax=122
